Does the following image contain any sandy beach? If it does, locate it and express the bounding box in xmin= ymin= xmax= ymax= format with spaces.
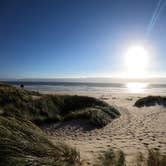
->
xmin=41 ymin=92 xmax=166 ymax=165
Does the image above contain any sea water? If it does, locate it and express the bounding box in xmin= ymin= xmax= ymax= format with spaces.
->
xmin=5 ymin=81 xmax=166 ymax=94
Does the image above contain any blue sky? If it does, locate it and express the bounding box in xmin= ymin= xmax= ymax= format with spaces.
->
xmin=0 ymin=0 xmax=166 ymax=78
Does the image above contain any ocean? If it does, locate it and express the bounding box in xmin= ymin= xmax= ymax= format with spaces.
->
xmin=4 ymin=81 xmax=166 ymax=94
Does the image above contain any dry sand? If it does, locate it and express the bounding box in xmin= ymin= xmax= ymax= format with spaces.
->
xmin=42 ymin=93 xmax=166 ymax=165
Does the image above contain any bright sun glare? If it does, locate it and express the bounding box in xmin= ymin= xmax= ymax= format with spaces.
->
xmin=126 ymin=82 xmax=148 ymax=93
xmin=125 ymin=45 xmax=149 ymax=78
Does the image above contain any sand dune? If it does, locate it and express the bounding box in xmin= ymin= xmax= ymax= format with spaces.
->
xmin=42 ymin=94 xmax=166 ymax=165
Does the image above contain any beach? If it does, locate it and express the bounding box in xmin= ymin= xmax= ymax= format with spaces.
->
xmin=0 ymin=83 xmax=166 ymax=165
xmin=40 ymin=92 xmax=166 ymax=165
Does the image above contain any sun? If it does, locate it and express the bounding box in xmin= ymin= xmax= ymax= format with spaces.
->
xmin=124 ymin=45 xmax=149 ymax=78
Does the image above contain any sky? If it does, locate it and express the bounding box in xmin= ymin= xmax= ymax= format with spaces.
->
xmin=0 ymin=0 xmax=166 ymax=79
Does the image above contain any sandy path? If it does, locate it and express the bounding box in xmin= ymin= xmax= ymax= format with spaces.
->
xmin=42 ymin=95 xmax=166 ymax=165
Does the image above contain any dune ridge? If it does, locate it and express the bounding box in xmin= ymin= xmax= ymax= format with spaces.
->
xmin=44 ymin=93 xmax=166 ymax=165
xmin=0 ymin=83 xmax=120 ymax=165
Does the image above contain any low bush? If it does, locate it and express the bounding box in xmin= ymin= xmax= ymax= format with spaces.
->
xmin=134 ymin=96 xmax=166 ymax=107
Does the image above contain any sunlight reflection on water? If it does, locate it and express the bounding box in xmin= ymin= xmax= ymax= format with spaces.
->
xmin=126 ymin=82 xmax=148 ymax=93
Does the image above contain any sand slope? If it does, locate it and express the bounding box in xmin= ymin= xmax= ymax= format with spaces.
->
xmin=42 ymin=94 xmax=166 ymax=165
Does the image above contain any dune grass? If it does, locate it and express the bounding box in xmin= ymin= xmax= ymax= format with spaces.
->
xmin=135 ymin=149 xmax=166 ymax=166
xmin=94 ymin=149 xmax=125 ymax=166
xmin=0 ymin=83 xmax=120 ymax=127
xmin=147 ymin=149 xmax=166 ymax=166
xmin=134 ymin=96 xmax=166 ymax=107
xmin=64 ymin=106 xmax=120 ymax=128
xmin=0 ymin=116 xmax=80 ymax=166
xmin=95 ymin=148 xmax=166 ymax=166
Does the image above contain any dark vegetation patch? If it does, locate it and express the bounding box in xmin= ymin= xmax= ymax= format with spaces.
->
xmin=134 ymin=96 xmax=166 ymax=107
xmin=0 ymin=83 xmax=120 ymax=128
